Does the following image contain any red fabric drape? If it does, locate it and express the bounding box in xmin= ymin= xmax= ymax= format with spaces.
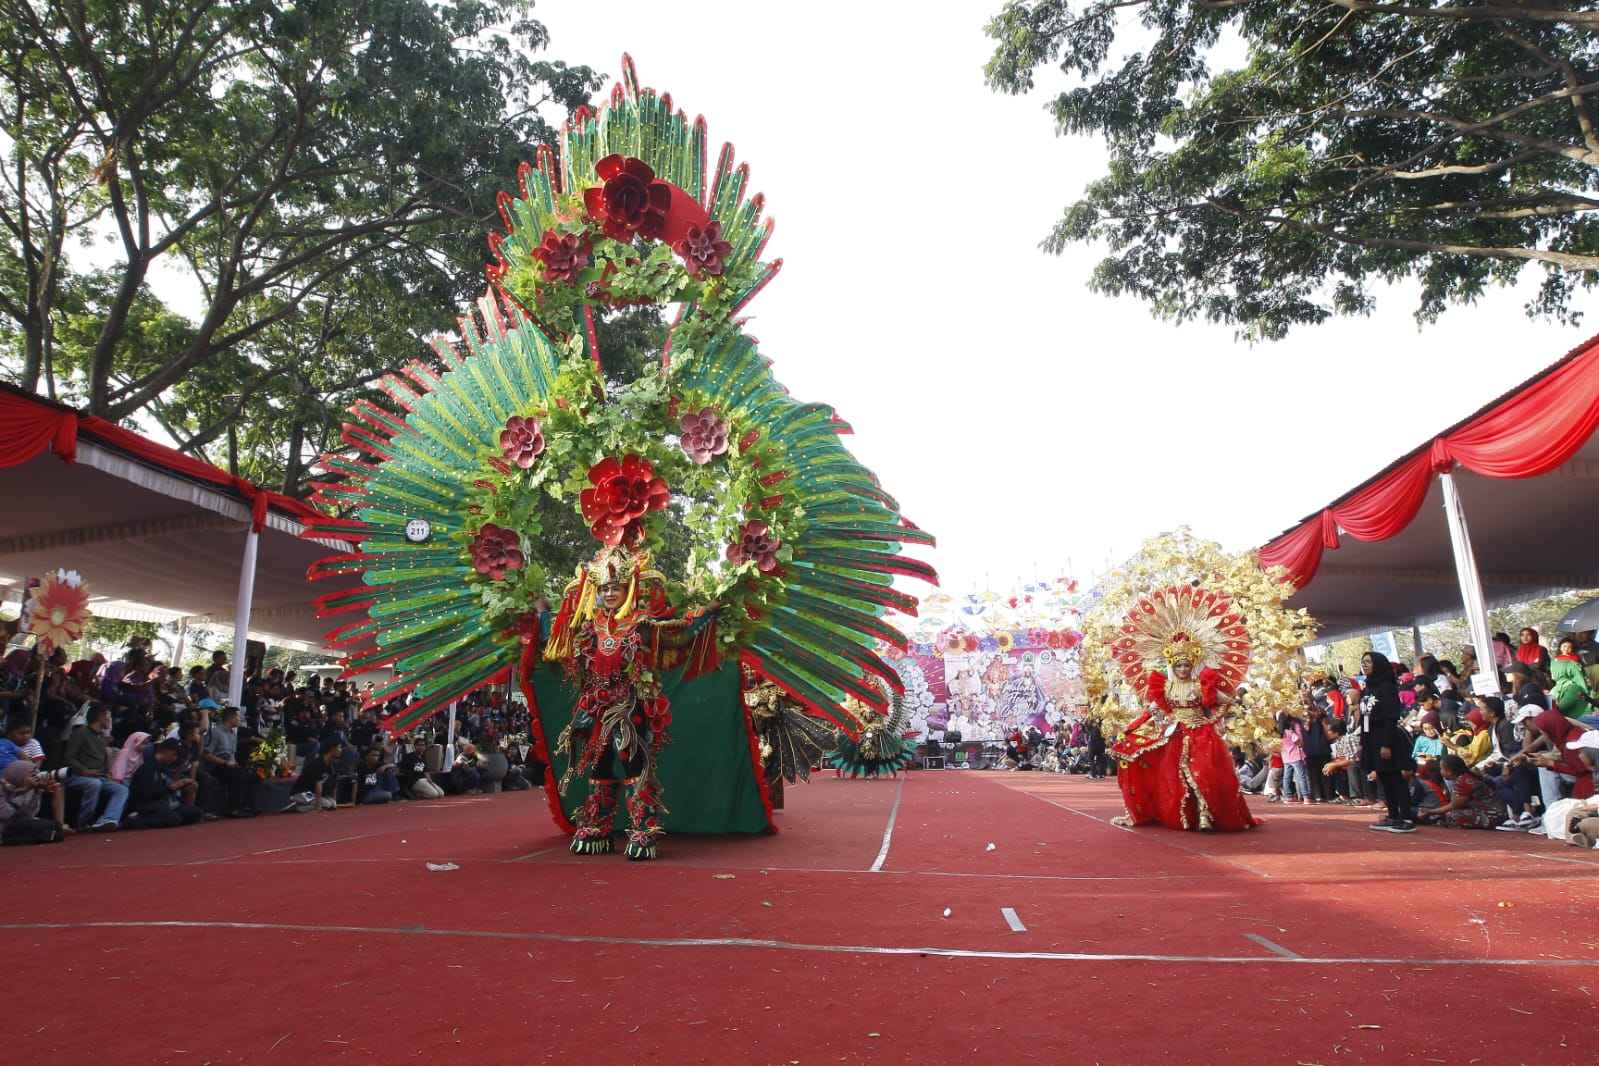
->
xmin=1261 ymin=331 xmax=1599 ymax=588
xmin=0 ymin=390 xmax=78 ymax=466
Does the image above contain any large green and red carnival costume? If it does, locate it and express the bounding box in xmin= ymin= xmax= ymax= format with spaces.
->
xmin=306 ymin=58 xmax=935 ymax=858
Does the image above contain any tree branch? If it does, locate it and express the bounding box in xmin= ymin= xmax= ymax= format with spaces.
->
xmin=1202 ymin=196 xmax=1599 ymax=271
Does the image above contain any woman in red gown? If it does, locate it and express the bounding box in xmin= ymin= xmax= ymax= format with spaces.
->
xmin=1112 ymin=655 xmax=1259 ymax=831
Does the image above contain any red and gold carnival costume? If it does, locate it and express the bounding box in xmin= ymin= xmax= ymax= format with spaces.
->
xmin=543 ymin=544 xmax=717 ymax=860
xmin=1107 ymin=586 xmax=1259 ymax=832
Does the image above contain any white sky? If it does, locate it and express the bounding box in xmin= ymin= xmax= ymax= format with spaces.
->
xmin=532 ymin=0 xmax=1590 ymax=599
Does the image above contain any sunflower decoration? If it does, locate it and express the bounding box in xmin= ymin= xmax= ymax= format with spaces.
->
xmin=26 ymin=569 xmax=92 ymax=655
xmin=1081 ymin=528 xmax=1317 ymax=748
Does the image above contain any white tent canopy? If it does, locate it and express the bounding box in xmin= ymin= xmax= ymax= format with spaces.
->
xmin=1 ymin=386 xmax=356 ymax=659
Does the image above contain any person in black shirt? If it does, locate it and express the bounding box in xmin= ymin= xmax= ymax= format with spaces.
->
xmin=127 ymin=740 xmax=204 ymax=829
xmin=397 ymin=737 xmax=444 ymax=799
xmin=354 ymin=746 xmax=401 ymax=804
xmin=288 ymin=742 xmax=344 ymax=812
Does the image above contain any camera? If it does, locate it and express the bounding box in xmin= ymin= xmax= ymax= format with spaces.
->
xmin=36 ymin=767 xmax=70 ymax=783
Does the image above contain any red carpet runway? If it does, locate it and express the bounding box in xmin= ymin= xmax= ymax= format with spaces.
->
xmin=5 ymin=770 xmax=1594 ymax=1063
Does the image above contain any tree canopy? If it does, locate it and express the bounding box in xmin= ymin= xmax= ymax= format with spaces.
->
xmin=985 ymin=1 xmax=1599 ymax=338
xmin=0 ymin=0 xmax=599 ymax=491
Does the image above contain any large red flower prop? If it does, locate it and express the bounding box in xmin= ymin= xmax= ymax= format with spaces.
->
xmin=470 ymin=524 xmax=525 ymax=580
xmin=579 ymin=454 xmax=670 ymax=545
xmin=673 ymin=220 xmax=733 ymax=278
xmin=583 ymin=155 xmax=671 ymax=242
xmin=499 ymin=415 xmax=546 ymax=469
xmin=28 ymin=570 xmax=91 ymax=655
xmin=531 ymin=229 xmax=591 ymax=283
xmin=725 ymin=519 xmax=780 ymax=573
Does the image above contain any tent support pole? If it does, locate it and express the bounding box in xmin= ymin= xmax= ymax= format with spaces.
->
xmin=227 ymin=526 xmax=260 ymax=709
xmin=446 ymin=701 xmax=458 ymax=762
xmin=1411 ymin=623 xmax=1424 ymax=659
xmin=172 ymin=616 xmax=189 ymax=670
xmin=1438 ymin=471 xmax=1501 ymax=697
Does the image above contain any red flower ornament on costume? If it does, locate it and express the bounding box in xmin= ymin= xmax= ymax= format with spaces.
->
xmin=470 ymin=524 xmax=525 ymax=580
xmin=499 ymin=416 xmax=546 ymax=469
xmin=514 ymin=613 xmax=542 ymax=646
xmin=673 ymin=221 xmax=733 ymax=278
xmin=726 ymin=519 xmax=780 ymax=573
xmin=679 ymin=406 xmax=730 ymax=465
xmin=531 ymin=229 xmax=592 ymax=283
xmin=584 ymin=155 xmax=671 ymax=241
xmin=580 ymin=454 xmax=670 ymax=545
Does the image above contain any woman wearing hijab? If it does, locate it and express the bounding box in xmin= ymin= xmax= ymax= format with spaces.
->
xmin=1549 ymin=637 xmax=1593 ymax=719
xmin=1512 ymin=708 xmax=1596 ymax=826
xmin=1515 ymin=627 xmax=1552 ymax=683
xmin=110 ymin=731 xmax=152 ymax=784
xmin=1358 ymin=651 xmax=1418 ymax=833
xmin=1445 ymin=709 xmax=1493 ymax=767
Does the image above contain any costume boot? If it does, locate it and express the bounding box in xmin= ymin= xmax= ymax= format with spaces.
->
xmin=622 ymin=777 xmax=665 ymax=861
xmin=570 ymin=778 xmax=618 ymax=855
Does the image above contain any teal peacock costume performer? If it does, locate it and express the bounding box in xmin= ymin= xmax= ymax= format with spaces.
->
xmin=825 ymin=689 xmax=917 ymax=779
xmin=306 ymin=58 xmax=935 ymax=859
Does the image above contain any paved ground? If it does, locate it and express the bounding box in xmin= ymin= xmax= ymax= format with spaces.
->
xmin=6 ymin=770 xmax=1593 ymax=1063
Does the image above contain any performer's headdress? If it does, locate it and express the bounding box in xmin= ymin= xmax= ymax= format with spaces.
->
xmin=543 ymin=544 xmax=661 ymax=660
xmin=1106 ymin=583 xmax=1251 ymax=693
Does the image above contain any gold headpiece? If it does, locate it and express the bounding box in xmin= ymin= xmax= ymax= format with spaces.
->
xmin=1161 ymin=634 xmax=1206 ymax=665
xmin=584 ymin=544 xmax=649 ymax=587
xmin=1106 ymin=583 xmax=1251 ymax=692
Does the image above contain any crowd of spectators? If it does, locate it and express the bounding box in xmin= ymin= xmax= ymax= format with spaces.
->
xmin=0 ymin=638 xmax=542 ymax=846
xmin=1230 ymin=627 xmax=1599 ymax=844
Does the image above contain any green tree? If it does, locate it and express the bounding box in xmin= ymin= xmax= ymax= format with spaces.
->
xmin=1 ymin=0 xmax=599 ymax=492
xmin=985 ymin=2 xmax=1599 ymax=339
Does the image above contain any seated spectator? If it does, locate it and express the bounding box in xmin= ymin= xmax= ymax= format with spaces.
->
xmin=110 ymin=731 xmax=152 ymax=785
xmin=0 ymin=760 xmax=66 ymax=845
xmin=1445 ymin=708 xmax=1492 ymax=767
xmin=1415 ymin=755 xmax=1508 ymax=829
xmin=203 ymin=708 xmax=258 ymax=819
xmin=173 ymin=721 xmax=215 ymax=818
xmin=1473 ymin=697 xmax=1538 ymax=830
xmin=1320 ymin=717 xmax=1364 ymax=804
xmin=126 ymin=739 xmax=204 ymax=829
xmin=397 ymin=737 xmax=444 ymax=799
xmin=502 ymin=743 xmax=533 ymax=791
xmin=450 ymin=742 xmax=483 ymax=794
xmin=64 ymin=705 xmax=127 ymax=832
xmin=1410 ymin=761 xmax=1447 ymax=813
xmin=284 ymin=703 xmax=321 ymax=764
xmin=354 ymin=747 xmax=401 ymax=805
xmin=349 ymin=708 xmax=379 ymax=753
xmin=320 ymin=710 xmax=356 ymax=773
xmin=1412 ymin=717 xmax=1446 ymax=765
xmin=288 ymin=741 xmax=344 ymax=812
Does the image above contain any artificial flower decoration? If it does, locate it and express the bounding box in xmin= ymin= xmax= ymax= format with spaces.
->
xmin=499 ymin=415 xmax=546 ymax=469
xmin=514 ymin=612 xmax=542 ymax=646
xmin=673 ymin=221 xmax=733 ymax=278
xmin=938 ymin=629 xmax=965 ymax=653
xmin=584 ymin=154 xmax=671 ymax=241
xmin=28 ymin=569 xmax=91 ymax=655
xmin=726 ymin=519 xmax=780 ymax=572
xmin=579 ymin=454 xmax=671 ymax=545
xmin=531 ymin=229 xmax=592 ymax=283
xmin=678 ymin=406 xmax=730 ymax=464
xmin=469 ymin=523 xmax=525 ymax=580
xmin=995 ymin=632 xmax=1015 ymax=653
